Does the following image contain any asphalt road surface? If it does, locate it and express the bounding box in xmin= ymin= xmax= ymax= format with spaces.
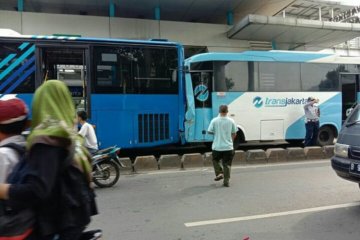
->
xmin=89 ymin=160 xmax=360 ymax=240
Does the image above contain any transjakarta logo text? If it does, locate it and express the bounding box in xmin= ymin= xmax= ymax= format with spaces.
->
xmin=253 ymin=97 xmax=307 ymax=107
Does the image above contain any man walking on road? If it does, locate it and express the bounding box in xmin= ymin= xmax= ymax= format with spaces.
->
xmin=207 ymin=105 xmax=237 ymax=187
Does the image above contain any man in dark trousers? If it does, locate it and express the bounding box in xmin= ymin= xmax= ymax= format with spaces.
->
xmin=207 ymin=105 xmax=237 ymax=187
xmin=304 ymin=96 xmax=320 ymax=146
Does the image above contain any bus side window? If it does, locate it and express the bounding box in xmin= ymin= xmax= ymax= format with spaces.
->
xmin=258 ymin=62 xmax=300 ymax=91
xmin=131 ymin=47 xmax=178 ymax=94
xmin=214 ymin=61 xmax=227 ymax=92
xmin=214 ymin=61 xmax=250 ymax=92
xmin=93 ymin=47 xmax=123 ymax=93
xmin=301 ymin=63 xmax=340 ymax=91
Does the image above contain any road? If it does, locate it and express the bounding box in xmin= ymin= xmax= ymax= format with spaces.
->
xmin=88 ymin=160 xmax=360 ymax=240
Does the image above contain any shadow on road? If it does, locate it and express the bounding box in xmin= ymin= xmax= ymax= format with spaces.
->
xmin=178 ymin=183 xmax=223 ymax=197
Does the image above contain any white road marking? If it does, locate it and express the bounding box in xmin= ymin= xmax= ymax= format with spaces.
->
xmin=184 ymin=202 xmax=360 ymax=227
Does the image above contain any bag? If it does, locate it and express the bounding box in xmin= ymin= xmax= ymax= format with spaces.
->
xmin=58 ymin=163 xmax=98 ymax=229
xmin=0 ymin=143 xmax=34 ymax=240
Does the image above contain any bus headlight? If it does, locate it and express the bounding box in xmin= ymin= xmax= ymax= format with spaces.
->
xmin=334 ymin=143 xmax=349 ymax=158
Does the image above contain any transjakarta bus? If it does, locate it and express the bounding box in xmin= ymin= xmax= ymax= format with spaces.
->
xmin=0 ymin=30 xmax=185 ymax=148
xmin=184 ymin=51 xmax=360 ymax=147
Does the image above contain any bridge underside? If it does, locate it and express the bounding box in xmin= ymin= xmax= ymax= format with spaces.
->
xmin=228 ymin=14 xmax=360 ymax=50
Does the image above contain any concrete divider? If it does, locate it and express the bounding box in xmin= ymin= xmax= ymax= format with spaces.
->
xmin=322 ymin=145 xmax=335 ymax=158
xmin=125 ymin=145 xmax=336 ymax=173
xmin=133 ymin=155 xmax=158 ymax=172
xmin=246 ymin=149 xmax=267 ymax=164
xmin=181 ymin=153 xmax=204 ymax=169
xmin=304 ymin=146 xmax=325 ymax=160
xmin=233 ymin=150 xmax=246 ymax=165
xmin=203 ymin=152 xmax=213 ymax=167
xmin=286 ymin=147 xmax=306 ymax=161
xmin=266 ymin=148 xmax=287 ymax=163
xmin=118 ymin=157 xmax=133 ymax=173
xmin=158 ymin=154 xmax=181 ymax=170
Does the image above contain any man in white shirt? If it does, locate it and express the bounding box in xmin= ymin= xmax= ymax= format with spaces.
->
xmin=0 ymin=98 xmax=28 ymax=183
xmin=77 ymin=111 xmax=98 ymax=154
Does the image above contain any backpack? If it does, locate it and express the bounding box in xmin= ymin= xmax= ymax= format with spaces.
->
xmin=0 ymin=143 xmax=34 ymax=240
xmin=57 ymin=149 xmax=98 ymax=230
xmin=2 ymin=143 xmax=27 ymax=184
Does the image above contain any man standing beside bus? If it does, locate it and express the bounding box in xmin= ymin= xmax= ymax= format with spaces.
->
xmin=304 ymin=97 xmax=320 ymax=146
xmin=207 ymin=105 xmax=237 ymax=187
xmin=77 ymin=111 xmax=98 ymax=154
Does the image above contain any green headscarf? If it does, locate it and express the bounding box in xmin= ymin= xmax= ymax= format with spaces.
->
xmin=27 ymin=80 xmax=91 ymax=178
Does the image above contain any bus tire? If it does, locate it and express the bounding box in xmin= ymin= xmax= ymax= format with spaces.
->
xmin=233 ymin=130 xmax=245 ymax=150
xmin=317 ymin=125 xmax=336 ymax=146
xmin=204 ymin=142 xmax=212 ymax=149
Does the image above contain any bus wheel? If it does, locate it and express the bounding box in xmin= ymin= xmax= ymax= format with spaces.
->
xmin=317 ymin=126 xmax=335 ymax=146
xmin=204 ymin=142 xmax=212 ymax=149
xmin=233 ymin=130 xmax=245 ymax=150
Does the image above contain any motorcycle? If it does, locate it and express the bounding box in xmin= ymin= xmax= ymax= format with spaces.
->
xmin=92 ymin=146 xmax=124 ymax=188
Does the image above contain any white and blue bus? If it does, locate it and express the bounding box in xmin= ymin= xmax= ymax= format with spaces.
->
xmin=0 ymin=30 xmax=185 ymax=148
xmin=184 ymin=51 xmax=360 ymax=146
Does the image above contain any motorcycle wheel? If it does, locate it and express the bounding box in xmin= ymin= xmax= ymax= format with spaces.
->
xmin=93 ymin=160 xmax=120 ymax=188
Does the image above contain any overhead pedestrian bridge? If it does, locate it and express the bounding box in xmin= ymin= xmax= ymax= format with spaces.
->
xmin=228 ymin=14 xmax=360 ymax=50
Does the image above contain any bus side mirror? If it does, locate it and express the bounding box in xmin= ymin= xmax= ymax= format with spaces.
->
xmin=346 ymin=108 xmax=353 ymax=117
xmin=184 ymin=65 xmax=190 ymax=73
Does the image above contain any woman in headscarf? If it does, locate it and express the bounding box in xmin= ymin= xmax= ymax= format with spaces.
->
xmin=0 ymin=80 xmax=96 ymax=240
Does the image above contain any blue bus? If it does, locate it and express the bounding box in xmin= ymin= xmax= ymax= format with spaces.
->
xmin=184 ymin=51 xmax=360 ymax=146
xmin=0 ymin=30 xmax=185 ymax=148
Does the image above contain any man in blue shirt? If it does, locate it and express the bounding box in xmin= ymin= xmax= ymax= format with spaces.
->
xmin=207 ymin=105 xmax=237 ymax=187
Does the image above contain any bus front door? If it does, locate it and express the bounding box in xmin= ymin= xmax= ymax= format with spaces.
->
xmin=37 ymin=46 xmax=89 ymax=113
xmin=341 ymin=74 xmax=360 ymax=121
xmin=190 ymin=71 xmax=213 ymax=141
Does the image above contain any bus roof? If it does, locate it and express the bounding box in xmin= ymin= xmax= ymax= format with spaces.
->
xmin=0 ymin=29 xmax=181 ymax=47
xmin=185 ymin=51 xmax=360 ymax=65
